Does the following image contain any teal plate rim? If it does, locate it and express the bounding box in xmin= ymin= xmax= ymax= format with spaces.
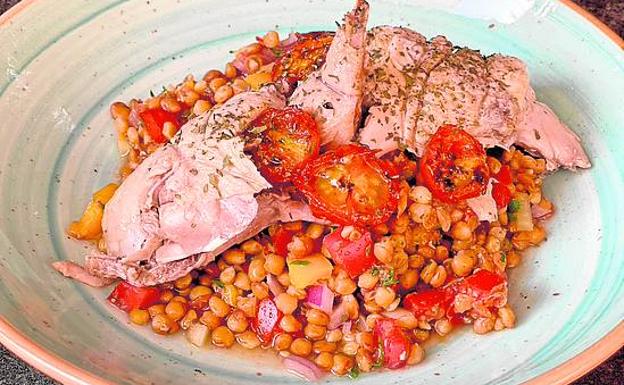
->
xmin=0 ymin=1 xmax=622 ymax=385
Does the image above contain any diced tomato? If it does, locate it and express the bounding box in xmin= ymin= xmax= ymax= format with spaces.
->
xmin=452 ymin=269 xmax=506 ymax=298
xmin=272 ymin=32 xmax=334 ymax=84
xmin=294 ymin=144 xmax=401 ymax=226
xmin=492 ymin=182 xmax=512 ymax=208
xmin=139 ymin=108 xmax=180 ymax=144
xmin=107 ymin=282 xmax=161 ymax=312
xmin=494 ymin=165 xmax=513 ymax=185
xmin=404 ymin=270 xmax=507 ymax=320
xmin=247 ymin=107 xmax=321 ymax=184
xmin=419 ymin=125 xmax=490 ymax=203
xmin=239 ymin=260 xmax=251 ymax=274
xmin=291 ymin=313 xmax=307 ymax=339
xmin=403 ymin=288 xmax=453 ymax=321
xmin=446 ymin=270 xmax=508 ymax=312
xmin=492 ymin=165 xmax=513 ymax=208
xmin=253 ymin=298 xmax=283 ymax=344
xmin=449 ymin=313 xmax=469 ymax=326
xmin=322 ymin=228 xmax=375 ymax=278
xmin=272 ymin=227 xmax=297 ymax=257
xmin=373 ymin=319 xmax=411 ymax=369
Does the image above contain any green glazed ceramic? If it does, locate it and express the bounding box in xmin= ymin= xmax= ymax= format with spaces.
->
xmin=0 ymin=1 xmax=622 ymax=384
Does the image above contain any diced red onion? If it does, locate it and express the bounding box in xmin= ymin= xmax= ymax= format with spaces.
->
xmin=231 ymin=47 xmax=277 ymax=75
xmin=267 ymin=274 xmax=284 ymax=297
xmin=327 ymin=301 xmax=349 ymax=330
xmin=305 ymin=284 xmax=334 ymax=315
xmin=231 ymin=56 xmax=247 ymax=74
xmin=128 ymin=108 xmax=143 ymax=129
xmin=283 ymin=356 xmax=324 ymax=382
xmin=356 ymin=315 xmax=370 ymax=332
xmin=382 ymin=308 xmax=418 ymax=329
xmin=280 ymin=32 xmax=300 ymax=49
xmin=531 ymin=204 xmax=553 ymax=220
xmin=341 ymin=320 xmax=352 ymax=335
xmin=257 ymin=47 xmax=277 ymax=64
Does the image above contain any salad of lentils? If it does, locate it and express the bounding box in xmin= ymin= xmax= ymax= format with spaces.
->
xmin=70 ymin=29 xmax=552 ymax=380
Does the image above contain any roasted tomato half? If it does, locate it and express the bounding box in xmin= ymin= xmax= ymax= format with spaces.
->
xmin=247 ymin=107 xmax=321 ymax=184
xmin=272 ymin=32 xmax=334 ymax=84
xmin=294 ymin=144 xmax=400 ymax=227
xmin=419 ymin=125 xmax=490 ymax=203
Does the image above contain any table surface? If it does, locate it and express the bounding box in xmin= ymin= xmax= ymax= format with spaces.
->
xmin=0 ymin=0 xmax=622 ymax=384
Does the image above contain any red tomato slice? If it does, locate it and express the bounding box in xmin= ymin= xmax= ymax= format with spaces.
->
xmin=253 ymin=298 xmax=283 ymax=344
xmin=322 ymin=228 xmax=375 ymax=278
xmin=139 ymin=108 xmax=180 ymax=144
xmin=107 ymin=282 xmax=161 ymax=312
xmin=373 ymin=318 xmax=411 ymax=369
xmin=492 ymin=182 xmax=512 ymax=208
xmin=294 ymin=144 xmax=400 ymax=227
xmin=272 ymin=32 xmax=334 ymax=84
xmin=247 ymin=107 xmax=320 ymax=184
xmin=403 ymin=288 xmax=453 ymax=321
xmin=272 ymin=227 xmax=297 ymax=257
xmin=419 ymin=125 xmax=490 ymax=203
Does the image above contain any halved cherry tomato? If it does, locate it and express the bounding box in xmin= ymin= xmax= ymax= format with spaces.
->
xmin=107 ymin=282 xmax=161 ymax=312
xmin=139 ymin=108 xmax=180 ymax=143
xmin=373 ymin=319 xmax=411 ymax=369
xmin=419 ymin=125 xmax=490 ymax=203
xmin=492 ymin=182 xmax=512 ymax=208
xmin=247 ymin=107 xmax=320 ymax=184
xmin=403 ymin=288 xmax=453 ymax=321
xmin=272 ymin=32 xmax=334 ymax=84
xmin=322 ymin=228 xmax=375 ymax=278
xmin=294 ymin=144 xmax=400 ymax=226
xmin=253 ymin=298 xmax=282 ymax=344
xmin=272 ymin=227 xmax=297 ymax=257
xmin=386 ymin=151 xmax=419 ymax=180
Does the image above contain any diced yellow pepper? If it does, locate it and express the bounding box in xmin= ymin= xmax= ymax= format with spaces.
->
xmin=245 ymin=72 xmax=273 ymax=91
xmin=68 ymin=201 xmax=104 ymax=240
xmin=288 ymin=253 xmax=333 ymax=289
xmin=92 ymin=183 xmax=118 ymax=205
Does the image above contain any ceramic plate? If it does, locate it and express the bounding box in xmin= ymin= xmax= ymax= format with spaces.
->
xmin=0 ymin=1 xmax=622 ymax=384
